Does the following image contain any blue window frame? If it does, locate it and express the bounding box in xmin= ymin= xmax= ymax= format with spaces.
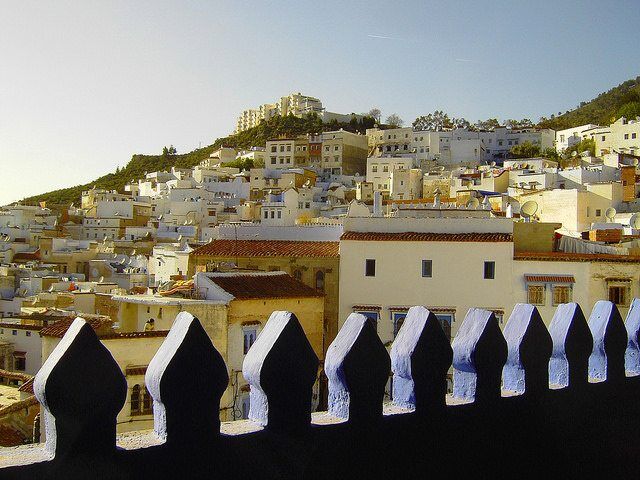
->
xmin=392 ymin=312 xmax=406 ymax=337
xmin=357 ymin=311 xmax=379 ymax=330
xmin=435 ymin=313 xmax=453 ymax=341
xmin=243 ymin=328 xmax=257 ymax=355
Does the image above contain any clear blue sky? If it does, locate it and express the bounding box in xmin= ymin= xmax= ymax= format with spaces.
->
xmin=1 ymin=0 xmax=639 ymax=205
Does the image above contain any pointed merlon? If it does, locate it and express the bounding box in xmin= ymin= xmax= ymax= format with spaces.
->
xmin=391 ymin=306 xmax=452 ymax=412
xmin=242 ymin=311 xmax=318 ymax=432
xmin=452 ymin=308 xmax=507 ymax=403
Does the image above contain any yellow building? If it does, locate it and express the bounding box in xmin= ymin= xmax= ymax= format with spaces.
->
xmin=40 ymin=316 xmax=168 ymax=434
xmin=189 ymin=240 xmax=339 ymax=349
xmin=112 ymin=271 xmax=324 ymax=421
xmin=265 ymin=136 xmax=310 ymax=169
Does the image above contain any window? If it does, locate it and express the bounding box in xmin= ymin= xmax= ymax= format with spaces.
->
xmin=527 ymin=285 xmax=545 ymax=305
xmin=315 ymin=270 xmax=325 ymax=292
xmin=392 ymin=312 xmax=406 ymax=337
xmin=435 ymin=314 xmax=453 ymax=341
xmin=608 ymin=283 xmax=630 ymax=306
xmin=293 ymin=269 xmax=303 ymax=282
xmin=624 ymin=134 xmax=629 ymax=140
xmin=372 ymin=165 xmax=377 ymax=173
xmin=158 ymin=308 xmax=162 ymax=319
xmin=26 ymin=331 xmax=31 ymax=337
xmin=277 ymin=211 xmax=282 ymax=219
xmin=633 ymin=133 xmax=637 ymax=139
xmin=243 ymin=329 xmax=257 ymax=355
xmin=602 ymin=135 xmax=606 ymax=141
xmin=131 ymin=385 xmax=141 ymax=414
xmin=483 ymin=261 xmax=495 ymax=279
xmin=270 ymin=211 xmax=275 ymax=219
xmin=365 ymin=259 xmax=376 ymax=277
xmin=552 ymin=285 xmax=572 ymax=306
xmin=357 ymin=311 xmax=379 ymax=330
xmin=422 ymin=260 xmax=432 ymax=278
xmin=14 ymin=354 xmax=26 ymax=371
xmin=334 ymin=145 xmax=339 ymax=151
xmin=271 ymin=146 xmax=277 ymax=152
xmin=142 ymin=386 xmax=153 ymax=414
xmin=383 ymin=165 xmax=388 ymax=172
xmin=595 ymin=209 xmax=602 ymax=217
xmin=12 ymin=330 xmax=17 ymax=336
xmin=264 ymin=210 xmax=268 ymax=219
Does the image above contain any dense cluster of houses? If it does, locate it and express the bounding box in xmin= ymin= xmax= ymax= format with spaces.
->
xmin=0 ymin=106 xmax=639 ymax=447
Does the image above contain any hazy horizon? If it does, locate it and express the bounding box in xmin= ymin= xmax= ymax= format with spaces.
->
xmin=2 ymin=0 xmax=639 ymax=205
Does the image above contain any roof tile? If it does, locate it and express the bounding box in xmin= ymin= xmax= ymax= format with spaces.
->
xmin=341 ymin=232 xmax=512 ymax=242
xmin=208 ymin=272 xmax=324 ymax=299
xmin=192 ymin=240 xmax=339 ymax=258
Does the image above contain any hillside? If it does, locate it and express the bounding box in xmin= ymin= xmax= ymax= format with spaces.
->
xmin=21 ymin=113 xmax=375 ymax=206
xmin=538 ymin=76 xmax=640 ymax=130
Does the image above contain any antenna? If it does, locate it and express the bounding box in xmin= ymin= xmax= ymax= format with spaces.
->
xmin=605 ymin=207 xmax=616 ymax=222
xmin=521 ymin=200 xmax=538 ymax=222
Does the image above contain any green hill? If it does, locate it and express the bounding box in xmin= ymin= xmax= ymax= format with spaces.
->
xmin=21 ymin=113 xmax=375 ymax=206
xmin=538 ymin=76 xmax=640 ymax=130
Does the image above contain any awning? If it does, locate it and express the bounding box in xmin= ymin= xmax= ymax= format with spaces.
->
xmin=525 ymin=275 xmax=575 ymax=284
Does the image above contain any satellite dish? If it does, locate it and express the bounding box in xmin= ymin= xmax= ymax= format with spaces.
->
xmin=48 ymin=285 xmax=54 ymax=292
xmin=465 ymin=197 xmax=480 ymax=209
xmin=605 ymin=207 xmax=616 ymax=222
xmin=571 ymin=151 xmax=578 ymax=157
xmin=490 ymin=161 xmax=496 ymax=167
xmin=131 ymin=249 xmax=136 ymax=255
xmin=632 ymin=159 xmax=639 ymax=167
xmin=630 ymin=213 xmax=640 ymax=229
xmin=99 ymin=276 xmax=104 ymax=283
xmin=521 ymin=200 xmax=538 ymax=220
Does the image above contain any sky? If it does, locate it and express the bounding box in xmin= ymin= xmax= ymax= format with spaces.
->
xmin=1 ymin=0 xmax=639 ymax=205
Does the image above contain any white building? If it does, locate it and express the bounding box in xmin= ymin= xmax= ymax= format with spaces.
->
xmin=555 ymin=124 xmax=602 ymax=152
xmin=339 ymin=216 xmax=515 ymax=345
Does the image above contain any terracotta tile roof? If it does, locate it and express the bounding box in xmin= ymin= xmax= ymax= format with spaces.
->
xmin=40 ymin=316 xmax=113 ymax=338
xmin=11 ymin=250 xmax=40 ymax=262
xmin=341 ymin=232 xmax=512 ymax=242
xmin=0 ymin=424 xmax=27 ymax=447
xmin=208 ymin=273 xmax=324 ymax=299
xmin=352 ymin=305 xmax=382 ymax=311
xmin=0 ymin=370 xmax=32 ymax=383
xmin=525 ymin=274 xmax=575 ymax=283
xmin=515 ymin=252 xmax=640 ymax=263
xmin=192 ymin=240 xmax=339 ymax=258
xmin=17 ymin=378 xmax=34 ymax=394
xmin=125 ymin=365 xmax=147 ymax=376
xmin=0 ymin=396 xmax=38 ymax=419
xmin=0 ymin=323 xmax=44 ymax=331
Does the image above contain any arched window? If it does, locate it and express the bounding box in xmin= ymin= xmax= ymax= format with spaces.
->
xmin=143 ymin=386 xmax=153 ymax=414
xmin=293 ymin=269 xmax=303 ymax=282
xmin=131 ymin=384 xmax=141 ymax=414
xmin=315 ymin=270 xmax=325 ymax=292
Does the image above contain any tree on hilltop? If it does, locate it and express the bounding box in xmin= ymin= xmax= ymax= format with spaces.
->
xmin=385 ymin=114 xmax=404 ymax=127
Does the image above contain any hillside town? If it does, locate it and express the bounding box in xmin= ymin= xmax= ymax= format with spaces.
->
xmin=1 ymin=91 xmax=640 ymax=448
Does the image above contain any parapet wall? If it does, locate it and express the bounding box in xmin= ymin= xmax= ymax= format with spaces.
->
xmin=2 ymin=299 xmax=640 ymax=479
